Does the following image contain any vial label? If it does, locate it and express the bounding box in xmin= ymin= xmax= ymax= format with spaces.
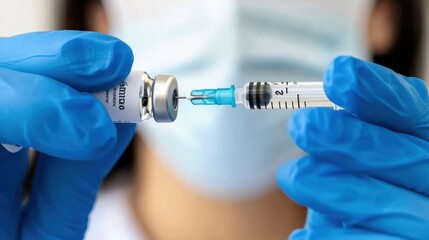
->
xmin=93 ymin=71 xmax=145 ymax=123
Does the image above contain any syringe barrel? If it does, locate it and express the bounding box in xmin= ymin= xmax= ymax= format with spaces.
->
xmin=241 ymin=81 xmax=337 ymax=110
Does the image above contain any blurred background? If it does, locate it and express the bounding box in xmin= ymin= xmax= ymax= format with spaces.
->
xmin=0 ymin=0 xmax=427 ymax=80
xmin=1 ymin=1 xmax=428 ymax=239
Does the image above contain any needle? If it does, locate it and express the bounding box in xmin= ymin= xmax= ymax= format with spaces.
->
xmin=175 ymin=96 xmax=188 ymax=100
xmin=175 ymin=95 xmax=209 ymax=100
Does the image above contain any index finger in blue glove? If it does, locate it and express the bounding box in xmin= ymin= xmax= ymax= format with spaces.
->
xmin=0 ymin=31 xmax=134 ymax=92
xmin=277 ymin=157 xmax=429 ymax=239
xmin=324 ymin=56 xmax=429 ymax=141
xmin=289 ymin=108 xmax=429 ymax=196
xmin=0 ymin=68 xmax=116 ymax=160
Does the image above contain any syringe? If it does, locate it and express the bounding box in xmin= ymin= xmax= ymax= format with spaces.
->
xmin=177 ymin=81 xmax=341 ymax=110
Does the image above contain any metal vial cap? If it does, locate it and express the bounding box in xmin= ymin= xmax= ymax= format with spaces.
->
xmin=152 ymin=75 xmax=179 ymax=122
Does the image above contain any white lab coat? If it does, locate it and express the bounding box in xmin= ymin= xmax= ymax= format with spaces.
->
xmin=85 ymin=172 xmax=147 ymax=240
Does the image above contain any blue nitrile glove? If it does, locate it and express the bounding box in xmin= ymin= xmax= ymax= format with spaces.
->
xmin=0 ymin=31 xmax=135 ymax=239
xmin=277 ymin=56 xmax=429 ymax=240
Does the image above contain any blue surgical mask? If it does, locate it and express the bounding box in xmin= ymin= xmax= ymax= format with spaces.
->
xmin=104 ymin=0 xmax=373 ymax=200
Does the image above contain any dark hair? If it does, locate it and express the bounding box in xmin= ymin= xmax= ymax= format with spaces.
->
xmin=373 ymin=0 xmax=423 ymax=76
xmin=62 ymin=0 xmax=99 ymax=30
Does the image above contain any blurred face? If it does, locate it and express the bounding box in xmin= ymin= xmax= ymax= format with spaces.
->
xmin=83 ymin=0 xmax=403 ymax=239
xmin=105 ymin=0 xmax=378 ymax=199
xmin=83 ymin=0 xmax=402 ymax=202
xmin=84 ymin=0 xmax=403 ymax=204
xmin=87 ymin=0 xmax=400 ymax=56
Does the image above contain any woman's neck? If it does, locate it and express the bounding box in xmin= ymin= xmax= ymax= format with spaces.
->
xmin=132 ymin=136 xmax=305 ymax=240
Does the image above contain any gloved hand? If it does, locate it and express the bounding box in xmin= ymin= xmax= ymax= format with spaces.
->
xmin=277 ymin=56 xmax=429 ymax=240
xmin=0 ymin=31 xmax=135 ymax=239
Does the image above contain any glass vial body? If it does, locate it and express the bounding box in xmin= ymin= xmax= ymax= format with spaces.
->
xmin=93 ymin=71 xmax=178 ymax=123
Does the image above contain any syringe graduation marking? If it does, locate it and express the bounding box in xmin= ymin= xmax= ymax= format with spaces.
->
xmin=297 ymin=94 xmax=300 ymax=108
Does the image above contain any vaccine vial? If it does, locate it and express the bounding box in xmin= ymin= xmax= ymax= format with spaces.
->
xmin=1 ymin=71 xmax=179 ymax=153
xmin=93 ymin=71 xmax=179 ymax=123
